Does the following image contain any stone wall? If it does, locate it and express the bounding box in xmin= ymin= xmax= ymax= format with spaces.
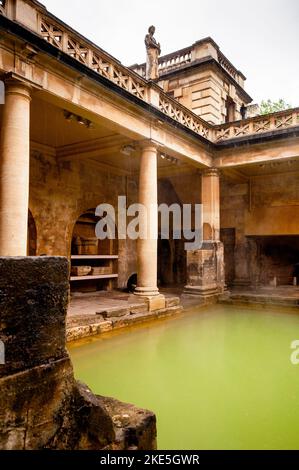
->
xmin=29 ymin=149 xmax=201 ymax=290
xmin=0 ymin=257 xmax=156 ymax=450
xmin=220 ymin=172 xmax=299 ymax=287
xmin=29 ymin=150 xmax=138 ymax=288
xmin=220 ymin=179 xmax=249 ymax=286
xmin=161 ymin=68 xmax=245 ymax=124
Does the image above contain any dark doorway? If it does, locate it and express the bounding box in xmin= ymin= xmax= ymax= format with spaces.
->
xmin=247 ymin=235 xmax=299 ymax=286
xmin=220 ymin=228 xmax=236 ymax=286
xmin=27 ymin=210 xmax=37 ymax=256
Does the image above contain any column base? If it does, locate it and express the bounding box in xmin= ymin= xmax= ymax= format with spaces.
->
xmin=134 ymin=289 xmax=166 ymax=312
xmin=134 ymin=287 xmax=160 ymax=297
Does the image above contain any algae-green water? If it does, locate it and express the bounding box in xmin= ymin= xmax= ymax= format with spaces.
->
xmin=69 ymin=304 xmax=299 ymax=449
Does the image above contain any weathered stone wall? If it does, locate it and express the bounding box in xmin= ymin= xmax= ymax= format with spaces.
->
xmin=162 ymin=69 xmax=245 ymax=124
xmin=246 ymin=173 xmax=299 ymax=236
xmin=220 ymin=172 xmax=299 ymax=286
xmin=0 ymin=257 xmax=156 ymax=450
xmin=221 ymin=179 xmax=249 ymax=286
xmin=29 ymin=148 xmax=200 ymax=290
xmin=29 ymin=151 xmax=137 ymax=288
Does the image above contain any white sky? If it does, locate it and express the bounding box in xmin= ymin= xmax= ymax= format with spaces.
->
xmin=42 ymin=0 xmax=299 ymax=106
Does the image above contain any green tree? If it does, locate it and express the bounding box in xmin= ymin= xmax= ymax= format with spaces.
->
xmin=260 ymin=99 xmax=292 ymax=115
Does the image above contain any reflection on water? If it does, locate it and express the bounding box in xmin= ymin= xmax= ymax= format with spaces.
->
xmin=69 ymin=304 xmax=299 ymax=450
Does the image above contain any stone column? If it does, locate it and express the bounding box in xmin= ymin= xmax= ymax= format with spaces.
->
xmin=135 ymin=141 xmax=165 ymax=310
xmin=185 ymin=168 xmax=225 ymax=298
xmin=202 ymin=168 xmax=220 ymax=242
xmin=0 ymin=78 xmax=31 ymax=256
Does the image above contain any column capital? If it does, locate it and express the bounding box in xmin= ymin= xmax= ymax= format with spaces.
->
xmin=138 ymin=139 xmax=162 ymax=151
xmin=1 ymin=72 xmax=42 ymax=99
xmin=202 ymin=167 xmax=221 ymax=177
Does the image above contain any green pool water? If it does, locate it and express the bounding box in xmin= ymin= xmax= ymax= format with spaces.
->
xmin=69 ymin=304 xmax=299 ymax=450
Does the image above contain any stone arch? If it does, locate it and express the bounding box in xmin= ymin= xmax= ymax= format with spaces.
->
xmin=71 ymin=207 xmax=118 ymax=256
xmin=127 ymin=272 xmax=137 ymax=292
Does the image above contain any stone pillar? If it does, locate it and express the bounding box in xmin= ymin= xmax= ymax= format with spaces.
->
xmin=135 ymin=141 xmax=165 ymax=310
xmin=0 ymin=78 xmax=31 ymax=256
xmin=202 ymin=168 xmax=220 ymax=241
xmin=184 ymin=168 xmax=225 ymax=299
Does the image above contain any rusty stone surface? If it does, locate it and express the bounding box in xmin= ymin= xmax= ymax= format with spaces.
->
xmin=0 ymin=257 xmax=69 ymax=378
xmin=185 ymin=242 xmax=225 ymax=296
xmin=99 ymin=395 xmax=157 ymax=450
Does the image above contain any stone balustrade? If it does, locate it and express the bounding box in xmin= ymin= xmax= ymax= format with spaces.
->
xmin=215 ymin=108 xmax=299 ymax=142
xmin=0 ymin=0 xmax=299 ymax=144
xmin=133 ymin=47 xmax=192 ymax=78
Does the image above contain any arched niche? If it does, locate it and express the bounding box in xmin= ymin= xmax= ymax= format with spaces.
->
xmin=71 ymin=208 xmax=118 ymax=256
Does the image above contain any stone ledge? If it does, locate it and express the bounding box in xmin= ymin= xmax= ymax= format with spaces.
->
xmin=222 ymin=294 xmax=299 ymax=308
xmin=97 ymin=307 xmax=130 ymax=319
xmin=66 ymin=305 xmax=183 ymax=342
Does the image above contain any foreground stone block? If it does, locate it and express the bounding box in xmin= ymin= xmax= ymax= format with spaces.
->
xmin=130 ymin=303 xmax=148 ymax=315
xmin=0 ymin=257 xmax=157 ymax=450
xmin=145 ymin=294 xmax=166 ymax=312
xmin=0 ymin=257 xmax=69 ymax=378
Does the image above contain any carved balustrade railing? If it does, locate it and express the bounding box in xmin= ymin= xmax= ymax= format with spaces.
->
xmin=159 ymin=95 xmax=213 ymax=140
xmin=131 ymin=47 xmax=192 ymax=78
xmin=0 ymin=1 xmax=298 ymax=145
xmin=215 ymin=108 xmax=299 ymax=142
xmin=38 ymin=13 xmax=212 ymax=139
xmin=39 ymin=15 xmax=148 ymax=101
xmin=159 ymin=48 xmax=192 ymax=74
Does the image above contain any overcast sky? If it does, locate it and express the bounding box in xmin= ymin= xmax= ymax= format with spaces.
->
xmin=42 ymin=0 xmax=299 ymax=106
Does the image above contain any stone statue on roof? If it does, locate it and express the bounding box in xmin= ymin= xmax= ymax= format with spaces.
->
xmin=145 ymin=25 xmax=161 ymax=81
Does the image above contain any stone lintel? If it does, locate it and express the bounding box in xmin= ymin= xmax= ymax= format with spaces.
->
xmin=2 ymin=71 xmax=43 ymax=92
xmin=138 ymin=138 xmax=163 ymax=151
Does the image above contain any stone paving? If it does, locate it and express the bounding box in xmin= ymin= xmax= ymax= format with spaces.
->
xmin=67 ymin=289 xmax=186 ymax=342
